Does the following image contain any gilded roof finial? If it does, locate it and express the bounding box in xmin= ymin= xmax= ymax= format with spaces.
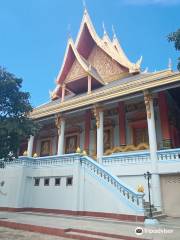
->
xmin=168 ymin=58 xmax=172 ymax=70
xmin=102 ymin=22 xmax=107 ymax=35
xmin=112 ymin=25 xmax=117 ymax=39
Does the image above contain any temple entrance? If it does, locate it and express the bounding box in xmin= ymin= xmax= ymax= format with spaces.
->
xmin=65 ymin=135 xmax=78 ymax=153
xmin=40 ymin=139 xmax=51 ymax=157
xmin=133 ymin=127 xmax=149 ymax=146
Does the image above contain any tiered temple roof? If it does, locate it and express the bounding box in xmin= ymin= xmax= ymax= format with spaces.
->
xmin=51 ymin=9 xmax=141 ymax=100
xmin=31 ymin=9 xmax=180 ymax=120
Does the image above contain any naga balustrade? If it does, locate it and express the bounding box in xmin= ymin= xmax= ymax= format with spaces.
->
xmin=81 ymin=156 xmax=144 ymax=210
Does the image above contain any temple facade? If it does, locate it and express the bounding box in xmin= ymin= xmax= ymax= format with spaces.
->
xmin=1 ymin=9 xmax=180 ymax=221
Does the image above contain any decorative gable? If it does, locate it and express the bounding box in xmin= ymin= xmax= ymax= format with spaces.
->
xmin=88 ymin=46 xmax=129 ymax=83
xmin=65 ymin=59 xmax=87 ymax=83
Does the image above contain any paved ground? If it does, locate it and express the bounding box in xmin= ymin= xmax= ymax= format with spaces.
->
xmin=0 ymin=227 xmax=70 ymax=240
xmin=0 ymin=211 xmax=180 ymax=240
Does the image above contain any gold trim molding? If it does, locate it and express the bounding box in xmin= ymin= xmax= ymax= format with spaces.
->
xmin=104 ymin=143 xmax=149 ymax=155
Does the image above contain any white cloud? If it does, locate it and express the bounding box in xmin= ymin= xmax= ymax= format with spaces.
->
xmin=123 ymin=0 xmax=180 ymax=5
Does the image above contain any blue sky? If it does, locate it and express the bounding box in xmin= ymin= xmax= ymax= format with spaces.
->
xmin=0 ymin=0 xmax=179 ymax=107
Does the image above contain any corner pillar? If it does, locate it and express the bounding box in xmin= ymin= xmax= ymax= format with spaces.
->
xmin=27 ymin=135 xmax=34 ymax=157
xmin=93 ymin=105 xmax=104 ymax=163
xmin=55 ymin=115 xmax=65 ymax=155
xmin=144 ymin=91 xmax=162 ymax=210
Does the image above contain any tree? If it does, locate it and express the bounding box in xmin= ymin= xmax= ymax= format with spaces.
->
xmin=0 ymin=67 xmax=38 ymax=160
xmin=168 ymin=28 xmax=180 ymax=71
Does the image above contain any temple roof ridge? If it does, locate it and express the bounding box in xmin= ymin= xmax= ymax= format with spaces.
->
xmin=75 ymin=8 xmax=102 ymax=47
xmin=112 ymin=33 xmax=142 ymax=72
xmin=75 ymin=9 xmax=141 ymax=73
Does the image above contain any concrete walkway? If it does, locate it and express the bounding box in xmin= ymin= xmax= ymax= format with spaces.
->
xmin=0 ymin=227 xmax=69 ymax=240
xmin=0 ymin=211 xmax=180 ymax=240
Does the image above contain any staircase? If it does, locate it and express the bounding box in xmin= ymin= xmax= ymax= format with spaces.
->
xmin=81 ymin=156 xmax=145 ymax=213
xmin=143 ymin=201 xmax=166 ymax=219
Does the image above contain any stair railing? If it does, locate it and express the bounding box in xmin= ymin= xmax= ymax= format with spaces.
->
xmin=81 ymin=156 xmax=144 ymax=211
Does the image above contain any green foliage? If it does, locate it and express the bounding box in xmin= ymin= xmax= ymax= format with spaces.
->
xmin=0 ymin=67 xmax=38 ymax=160
xmin=168 ymin=29 xmax=180 ymax=71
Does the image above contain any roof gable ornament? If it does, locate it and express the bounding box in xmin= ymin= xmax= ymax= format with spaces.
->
xmin=102 ymin=22 xmax=107 ymax=36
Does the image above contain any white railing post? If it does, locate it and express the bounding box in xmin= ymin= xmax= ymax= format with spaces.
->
xmin=144 ymin=91 xmax=162 ymax=210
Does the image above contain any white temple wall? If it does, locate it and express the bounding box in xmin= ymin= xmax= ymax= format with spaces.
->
xmin=0 ymin=164 xmax=143 ymax=216
xmin=0 ymin=167 xmax=29 ymax=208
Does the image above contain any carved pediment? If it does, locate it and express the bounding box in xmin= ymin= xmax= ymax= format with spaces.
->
xmin=88 ymin=46 xmax=127 ymax=82
xmin=65 ymin=59 xmax=87 ymax=83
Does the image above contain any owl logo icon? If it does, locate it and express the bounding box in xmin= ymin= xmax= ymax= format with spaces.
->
xmin=135 ymin=227 xmax=144 ymax=235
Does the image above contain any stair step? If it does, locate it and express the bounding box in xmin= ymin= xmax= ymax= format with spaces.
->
xmin=144 ymin=207 xmax=157 ymax=211
xmin=66 ymin=230 xmax=125 ymax=240
xmin=145 ymin=210 xmax=160 ymax=215
xmin=153 ymin=214 xmax=167 ymax=220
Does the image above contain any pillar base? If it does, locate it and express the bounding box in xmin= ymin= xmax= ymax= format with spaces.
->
xmin=162 ymin=139 xmax=172 ymax=149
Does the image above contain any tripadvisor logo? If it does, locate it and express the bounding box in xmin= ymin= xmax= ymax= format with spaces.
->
xmin=135 ymin=227 xmax=144 ymax=235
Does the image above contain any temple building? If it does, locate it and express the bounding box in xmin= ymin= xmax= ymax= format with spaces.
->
xmin=1 ymin=9 xmax=180 ymax=221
